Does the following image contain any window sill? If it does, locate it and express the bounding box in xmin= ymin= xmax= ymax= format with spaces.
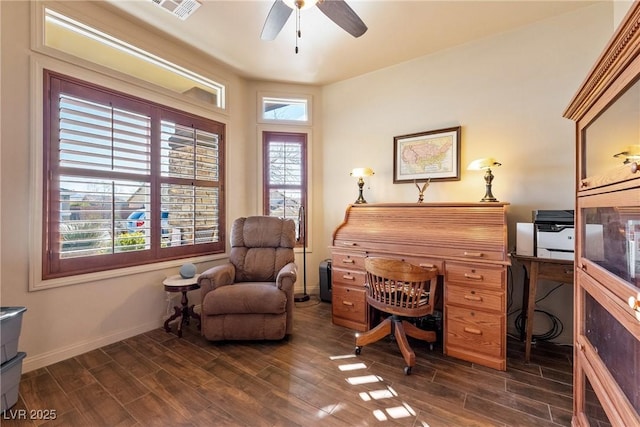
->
xmin=29 ymin=253 xmax=228 ymax=291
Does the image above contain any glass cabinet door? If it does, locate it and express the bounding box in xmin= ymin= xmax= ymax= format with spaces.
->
xmin=576 ymin=190 xmax=640 ymax=426
xmin=582 ymin=77 xmax=640 ymax=183
xmin=582 ymin=203 xmax=640 ymax=289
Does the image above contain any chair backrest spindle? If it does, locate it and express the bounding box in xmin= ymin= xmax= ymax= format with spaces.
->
xmin=364 ymin=257 xmax=438 ymax=319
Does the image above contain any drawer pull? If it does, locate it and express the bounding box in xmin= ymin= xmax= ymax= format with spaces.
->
xmin=419 ymin=263 xmax=436 ymax=268
xmin=342 ymin=275 xmax=356 ymax=281
xmin=342 ymin=300 xmax=354 ymax=306
xmin=343 ymin=242 xmax=358 ymax=246
xmin=464 ymin=295 xmax=483 ymax=302
xmin=464 ymin=273 xmax=484 ymax=280
xmin=463 ymin=251 xmax=484 ymax=258
xmin=464 ymin=327 xmax=483 ymax=335
xmin=341 ymin=259 xmax=355 ymax=264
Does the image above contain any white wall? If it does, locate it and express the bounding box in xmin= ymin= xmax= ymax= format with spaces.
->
xmin=319 ymin=3 xmax=614 ymax=344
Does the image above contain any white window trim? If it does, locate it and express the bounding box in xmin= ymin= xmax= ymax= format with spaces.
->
xmin=257 ymin=92 xmax=313 ymax=126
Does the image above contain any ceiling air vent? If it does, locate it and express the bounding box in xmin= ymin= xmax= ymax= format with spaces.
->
xmin=151 ymin=0 xmax=201 ymax=20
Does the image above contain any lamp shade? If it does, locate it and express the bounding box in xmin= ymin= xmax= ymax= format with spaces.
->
xmin=467 ymin=158 xmax=501 ymax=170
xmin=613 ymin=145 xmax=640 ymax=163
xmin=350 ymin=167 xmax=375 ymax=178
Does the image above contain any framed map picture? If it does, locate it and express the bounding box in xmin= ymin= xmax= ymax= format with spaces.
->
xmin=393 ymin=126 xmax=461 ymax=183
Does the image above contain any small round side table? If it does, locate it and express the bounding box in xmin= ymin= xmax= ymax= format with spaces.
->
xmin=163 ymin=273 xmax=201 ymax=338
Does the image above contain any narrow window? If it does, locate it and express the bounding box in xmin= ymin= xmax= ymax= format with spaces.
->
xmin=263 ymin=132 xmax=307 ymax=243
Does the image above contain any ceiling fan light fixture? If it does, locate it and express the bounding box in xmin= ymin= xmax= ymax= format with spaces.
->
xmin=283 ymin=0 xmax=318 ymax=11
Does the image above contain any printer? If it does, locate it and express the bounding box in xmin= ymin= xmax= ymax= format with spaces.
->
xmin=516 ymin=210 xmax=575 ymax=259
xmin=533 ymin=210 xmax=574 ymax=260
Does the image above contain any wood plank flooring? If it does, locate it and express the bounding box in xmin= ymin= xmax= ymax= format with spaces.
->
xmin=2 ymin=298 xmax=574 ymax=426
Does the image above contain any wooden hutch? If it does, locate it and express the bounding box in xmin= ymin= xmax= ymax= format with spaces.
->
xmin=330 ymin=202 xmax=510 ymax=371
xmin=563 ymin=2 xmax=640 ymax=425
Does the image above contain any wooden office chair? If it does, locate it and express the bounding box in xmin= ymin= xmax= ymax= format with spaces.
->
xmin=355 ymin=257 xmax=438 ymax=375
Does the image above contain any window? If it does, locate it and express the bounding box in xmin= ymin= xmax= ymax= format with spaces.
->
xmin=43 ymin=8 xmax=225 ymax=109
xmin=43 ymin=70 xmax=225 ymax=279
xmin=259 ymin=95 xmax=311 ymax=125
xmin=263 ymin=132 xmax=307 ymax=243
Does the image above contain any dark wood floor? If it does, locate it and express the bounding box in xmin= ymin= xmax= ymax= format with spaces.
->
xmin=3 ymin=297 xmax=574 ymax=426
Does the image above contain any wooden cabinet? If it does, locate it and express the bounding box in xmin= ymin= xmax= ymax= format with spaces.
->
xmin=564 ymin=3 xmax=640 ymax=425
xmin=331 ymin=249 xmax=368 ymax=330
xmin=444 ymin=262 xmax=506 ymax=370
xmin=330 ymin=202 xmax=509 ymax=370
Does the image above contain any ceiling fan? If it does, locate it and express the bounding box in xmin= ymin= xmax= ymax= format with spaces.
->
xmin=261 ymin=0 xmax=367 ymax=42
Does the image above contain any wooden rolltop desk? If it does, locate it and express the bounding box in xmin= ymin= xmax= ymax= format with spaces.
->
xmin=330 ymin=202 xmax=510 ymax=370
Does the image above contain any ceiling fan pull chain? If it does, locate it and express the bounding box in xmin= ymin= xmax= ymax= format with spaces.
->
xmin=295 ymin=7 xmax=301 ymax=54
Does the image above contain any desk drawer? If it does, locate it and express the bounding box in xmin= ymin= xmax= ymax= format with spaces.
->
xmin=446 ymin=284 xmax=504 ymax=312
xmin=445 ymin=305 xmax=504 ymax=358
xmin=332 ymin=251 xmax=366 ymax=271
xmin=332 ymin=268 xmax=366 ymax=287
xmin=332 ymin=285 xmax=367 ymax=325
xmin=391 ymin=255 xmax=443 ymax=273
xmin=445 ymin=263 xmax=505 ymax=290
xmin=538 ymin=262 xmax=574 ymax=283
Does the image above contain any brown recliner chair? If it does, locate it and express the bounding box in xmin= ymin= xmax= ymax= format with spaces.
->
xmin=198 ymin=216 xmax=297 ymax=341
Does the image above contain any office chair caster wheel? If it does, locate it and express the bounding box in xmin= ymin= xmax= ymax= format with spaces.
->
xmin=355 ymin=346 xmax=362 ymax=355
xmin=403 ymin=366 xmax=412 ymax=375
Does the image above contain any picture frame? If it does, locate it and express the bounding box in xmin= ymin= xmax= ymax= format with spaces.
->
xmin=393 ymin=126 xmax=461 ymax=183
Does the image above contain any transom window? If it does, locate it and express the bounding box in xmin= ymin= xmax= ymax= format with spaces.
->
xmin=44 ymin=8 xmax=225 ymax=109
xmin=43 ymin=70 xmax=225 ymax=279
xmin=259 ymin=95 xmax=311 ymax=125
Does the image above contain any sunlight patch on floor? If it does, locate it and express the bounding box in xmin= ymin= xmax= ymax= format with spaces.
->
xmin=359 ymin=386 xmax=398 ymax=401
xmin=386 ymin=402 xmax=416 ymax=419
xmin=339 ymin=362 xmax=367 ymax=371
xmin=329 ymin=354 xmax=357 ymax=360
xmin=329 ymin=352 xmax=423 ymax=424
xmin=346 ymin=374 xmax=383 ymax=385
xmin=316 ymin=407 xmax=333 ymax=418
xmin=373 ymin=409 xmax=388 ymax=421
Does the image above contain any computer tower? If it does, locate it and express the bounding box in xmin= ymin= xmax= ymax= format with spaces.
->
xmin=319 ymin=259 xmax=332 ymax=302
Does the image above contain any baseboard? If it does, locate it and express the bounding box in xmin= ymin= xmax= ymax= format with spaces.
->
xmin=22 ymin=318 xmax=164 ymax=373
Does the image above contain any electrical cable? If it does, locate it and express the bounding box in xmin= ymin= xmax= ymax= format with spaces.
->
xmin=513 ymin=282 xmax=565 ymax=342
xmin=506 ymin=265 xmax=514 ymax=312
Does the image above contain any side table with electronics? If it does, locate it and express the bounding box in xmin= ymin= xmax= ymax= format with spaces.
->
xmin=163 ymin=274 xmax=201 ymax=338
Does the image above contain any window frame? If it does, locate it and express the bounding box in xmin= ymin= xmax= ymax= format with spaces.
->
xmin=42 ymin=70 xmax=225 ymax=280
xmin=262 ymin=131 xmax=308 ymax=247
xmin=257 ymin=92 xmax=312 ymax=126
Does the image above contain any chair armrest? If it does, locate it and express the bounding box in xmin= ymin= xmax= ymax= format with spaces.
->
xmin=276 ymin=262 xmax=297 ymax=293
xmin=198 ymin=263 xmax=235 ymax=298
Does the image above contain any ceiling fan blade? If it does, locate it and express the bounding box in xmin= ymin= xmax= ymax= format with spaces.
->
xmin=261 ymin=0 xmax=293 ymax=41
xmin=317 ymin=0 xmax=367 ymax=38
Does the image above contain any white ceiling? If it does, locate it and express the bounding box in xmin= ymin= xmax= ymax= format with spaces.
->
xmin=105 ymin=0 xmax=599 ymax=85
